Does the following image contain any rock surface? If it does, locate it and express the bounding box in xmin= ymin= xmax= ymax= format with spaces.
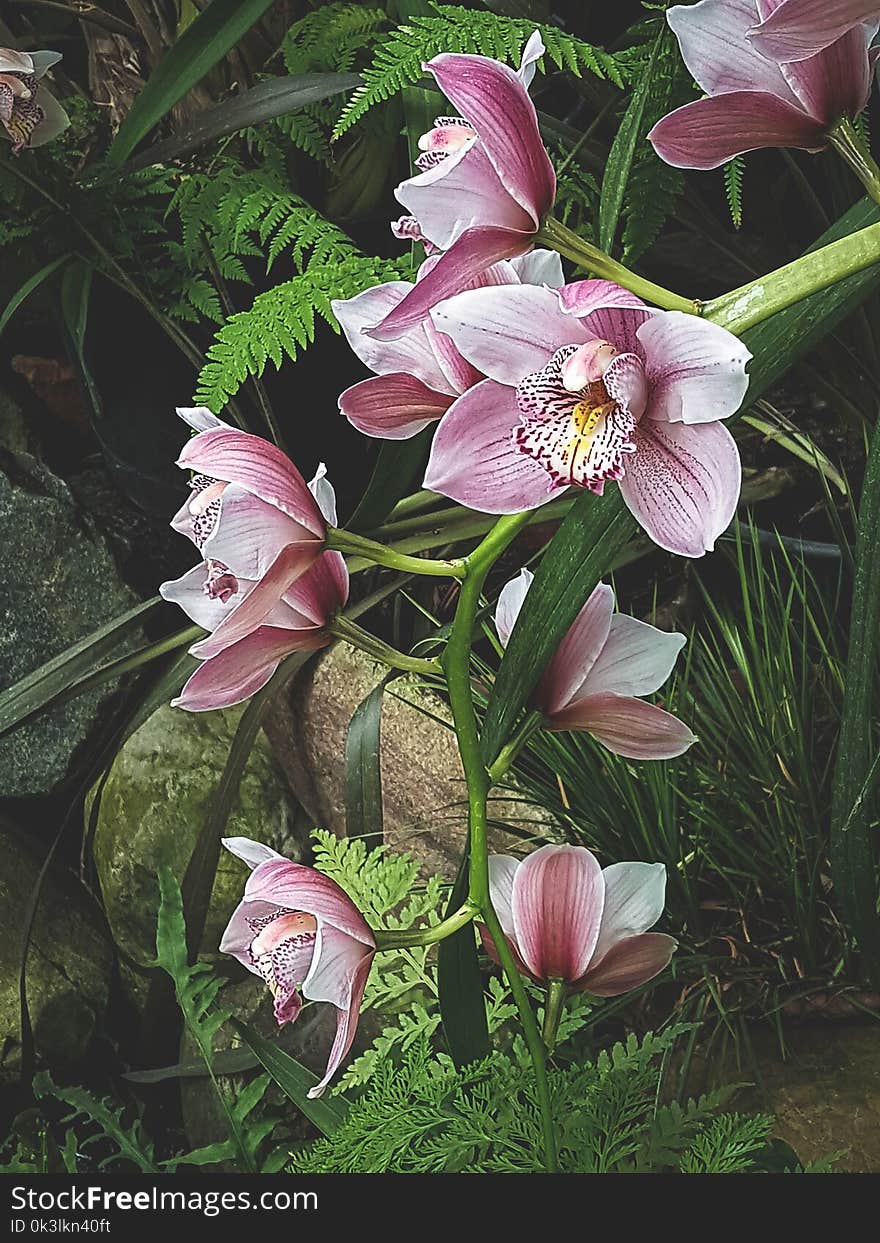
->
xmin=0 ymin=447 xmax=137 ymax=797
xmin=91 ymin=702 xmax=306 ymax=980
xmin=265 ymin=642 xmax=558 ymax=877
xmin=0 ymin=827 xmax=113 ymax=1078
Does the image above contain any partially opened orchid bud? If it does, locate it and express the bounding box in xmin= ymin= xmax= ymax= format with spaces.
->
xmin=369 ymin=31 xmax=556 ymax=341
xmin=0 ymin=48 xmax=69 ymax=152
xmin=220 ymin=837 xmax=376 ymax=1098
xmin=648 ymin=0 xmax=878 ymax=169
xmin=160 ymin=408 xmax=348 ymax=711
xmin=495 ymin=570 xmax=695 ymax=760
xmin=482 ymin=845 xmax=677 ymax=997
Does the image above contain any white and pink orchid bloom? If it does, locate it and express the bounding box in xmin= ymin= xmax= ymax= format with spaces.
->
xmin=496 ymin=570 xmax=695 ymax=759
xmin=422 ymin=279 xmax=750 ymax=557
xmin=482 ymin=845 xmax=677 ymax=997
xmin=160 ymin=409 xmax=347 ymax=711
xmin=368 ymin=32 xmax=556 ymax=341
xmin=0 ymin=48 xmax=69 ymax=151
xmin=220 ymin=837 xmax=375 ymax=1098
xmin=648 ymin=0 xmax=878 ymax=170
xmin=332 ymin=250 xmax=563 ymax=439
xmin=748 ymin=0 xmax=880 ymax=62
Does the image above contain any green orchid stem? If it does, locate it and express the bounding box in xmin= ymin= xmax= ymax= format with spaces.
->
xmin=827 ymin=117 xmax=880 ymax=208
xmin=327 ymin=527 xmax=465 ymax=578
xmin=486 ymin=710 xmax=544 ymax=785
xmin=542 ymin=980 xmax=567 ymax=1054
xmin=704 ymin=219 xmax=880 ymax=332
xmin=537 ymin=215 xmax=699 ymax=315
xmin=441 ymin=511 xmax=558 ymax=1174
xmin=330 ymin=614 xmax=440 ymax=676
xmin=372 ymin=902 xmax=479 ymax=949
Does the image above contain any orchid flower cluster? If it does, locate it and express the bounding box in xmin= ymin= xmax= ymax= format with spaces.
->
xmin=154 ymin=18 xmax=880 ymax=1160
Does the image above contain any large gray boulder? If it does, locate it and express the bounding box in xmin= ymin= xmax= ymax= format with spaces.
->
xmin=0 ymin=827 xmax=113 ymax=1079
xmin=0 ymin=448 xmax=138 ymax=796
xmin=265 ymin=642 xmax=558 ymax=877
xmin=90 ymin=701 xmax=306 ymax=984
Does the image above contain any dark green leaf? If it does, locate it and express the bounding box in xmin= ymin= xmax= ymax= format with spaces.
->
xmin=348 ymin=428 xmax=433 ymax=530
xmin=122 ymin=73 xmax=360 ymax=173
xmin=0 ymin=597 xmax=162 ymax=739
xmin=106 ymin=0 xmax=279 ymax=168
xmin=598 ymin=28 xmax=663 ymax=254
xmin=0 ymin=255 xmax=69 ymax=337
xmin=345 ymin=678 xmax=389 ymax=841
xmin=437 ymin=847 xmax=489 ymax=1066
xmin=232 ymin=1020 xmax=348 ymax=1136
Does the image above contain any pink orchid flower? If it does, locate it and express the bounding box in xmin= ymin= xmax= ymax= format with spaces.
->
xmin=332 ymin=250 xmax=563 ymax=439
xmin=648 ymin=0 xmax=878 ymax=169
xmin=368 ymin=31 xmax=556 ymax=341
xmin=160 ymin=409 xmax=347 ymax=711
xmin=422 ymin=279 xmax=750 ymax=557
xmin=220 ymin=837 xmax=375 ymax=1098
xmin=496 ymin=570 xmax=695 ymax=759
xmin=482 ymin=845 xmax=677 ymax=997
xmin=0 ymin=48 xmax=69 ymax=152
xmin=748 ymin=0 xmax=880 ymax=62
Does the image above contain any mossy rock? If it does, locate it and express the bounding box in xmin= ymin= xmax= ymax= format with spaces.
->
xmin=0 ymin=827 xmax=112 ymax=1079
xmin=90 ymin=701 xmax=306 ymax=982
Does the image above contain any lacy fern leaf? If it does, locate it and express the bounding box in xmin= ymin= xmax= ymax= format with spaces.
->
xmin=333 ymin=3 xmax=624 ymax=140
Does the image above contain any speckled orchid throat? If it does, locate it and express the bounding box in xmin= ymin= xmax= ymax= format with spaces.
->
xmin=515 ymin=339 xmax=642 ymax=493
xmin=247 ymin=909 xmax=318 ymax=1024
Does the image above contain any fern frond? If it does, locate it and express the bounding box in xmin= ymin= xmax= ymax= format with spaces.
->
xmin=333 ymin=3 xmax=624 ymax=140
xmin=194 ymin=255 xmax=409 ymax=411
xmin=281 ymin=3 xmax=388 ymax=75
xmin=723 ymin=155 xmax=746 ymax=230
xmin=32 ymin=1073 xmax=159 ymax=1173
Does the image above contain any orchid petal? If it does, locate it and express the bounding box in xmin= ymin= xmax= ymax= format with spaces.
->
xmin=548 ymin=693 xmax=697 ymax=759
xmin=557 ymin=279 xmax=650 ymax=319
xmin=339 ymin=374 xmax=451 ymax=439
xmin=748 ymin=0 xmax=880 ymax=60
xmin=620 ymin=419 xmax=741 ymax=557
xmin=573 ymin=300 xmax=657 ymax=358
xmin=509 ymin=248 xmax=565 ymax=288
xmin=222 ymin=836 xmax=287 ymax=870
xmin=307 ymin=462 xmax=338 ymax=527
xmin=430 ymin=284 xmax=583 ymax=385
xmin=307 ymin=951 xmax=373 ymax=1098
xmin=495 ymin=568 xmax=534 ymax=647
xmin=592 ymin=862 xmax=668 ymax=964
xmin=667 ymin=0 xmax=800 ymax=100
xmin=427 ymin=49 xmax=556 ymax=224
xmin=517 ymin=30 xmax=546 ymax=89
xmin=245 ymin=860 xmax=375 ymax=945
xmin=189 ymin=542 xmax=323 ymax=659
xmin=638 ymin=313 xmax=751 ymax=426
xmin=581 ymin=613 xmax=687 ymax=698
xmin=538 ymin=583 xmax=615 ymax=714
xmin=0 ymin=49 xmax=34 ymax=75
xmin=396 ymin=141 xmax=532 ymax=250
xmin=331 ymin=282 xmax=455 ymax=394
xmin=511 ymin=845 xmax=605 ymax=981
xmin=202 ymin=484 xmax=314 ymax=581
xmin=178 ymin=428 xmax=325 ymax=535
xmin=29 ymin=50 xmax=62 ymax=77
xmin=423 ymin=378 xmax=565 ymax=513
xmin=284 ymin=550 xmax=349 ymax=626
xmin=159 ymin=563 xmax=240 ymax=632
xmin=368 ymin=226 xmax=535 ymax=341
xmin=177 ymin=406 xmax=228 ymax=433
xmin=172 ymin=625 xmax=323 ymax=712
xmin=576 ymin=933 xmax=677 ymax=996
xmin=777 ymin=23 xmax=878 ymax=123
xmin=648 ymin=91 xmax=825 ymax=169
xmin=487 ymin=855 xmax=521 ymax=941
